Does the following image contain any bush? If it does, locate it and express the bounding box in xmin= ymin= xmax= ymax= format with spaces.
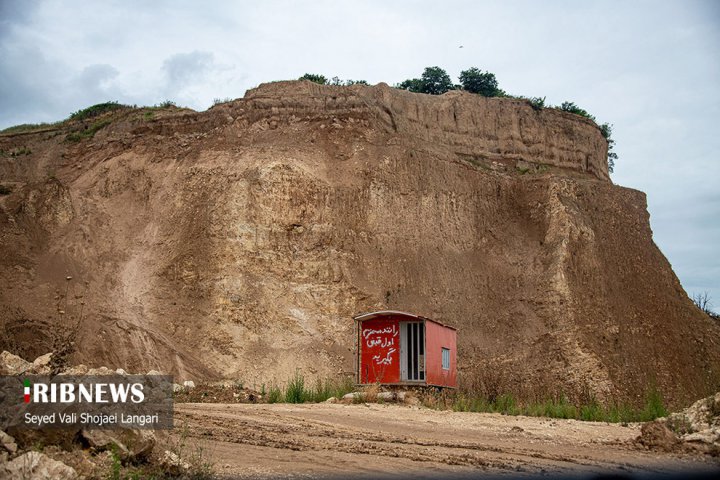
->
xmin=299 ymin=73 xmax=327 ymax=85
xmin=559 ymin=101 xmax=596 ymax=121
xmin=599 ymin=123 xmax=618 ymax=173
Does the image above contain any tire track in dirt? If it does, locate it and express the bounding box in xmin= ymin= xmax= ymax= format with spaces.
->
xmin=174 ymin=404 xmax=711 ymax=476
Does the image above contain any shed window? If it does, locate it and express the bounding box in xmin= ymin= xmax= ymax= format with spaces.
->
xmin=441 ymin=348 xmax=450 ymax=370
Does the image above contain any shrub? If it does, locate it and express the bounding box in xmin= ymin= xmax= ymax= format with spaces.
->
xmin=299 ymin=73 xmax=327 ymax=85
xmin=599 ymin=122 xmax=618 ymax=173
xmin=560 ymin=101 xmax=596 ymax=121
xmin=0 ymin=185 xmax=12 ymax=195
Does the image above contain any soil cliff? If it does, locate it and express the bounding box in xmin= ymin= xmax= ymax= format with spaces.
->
xmin=1 ymin=81 xmax=718 ymax=407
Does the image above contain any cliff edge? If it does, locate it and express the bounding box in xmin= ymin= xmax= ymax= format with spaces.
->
xmin=0 ymin=81 xmax=717 ymax=407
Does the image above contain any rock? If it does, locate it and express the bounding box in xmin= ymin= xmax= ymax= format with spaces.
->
xmin=183 ymin=380 xmax=195 ymax=389
xmin=0 ymin=351 xmax=31 ymax=375
xmin=81 ymin=429 xmax=156 ymax=461
xmin=2 ymin=451 xmax=77 ymax=479
xmin=342 ymin=392 xmax=363 ymax=401
xmin=324 ymin=397 xmax=338 ymax=404
xmin=172 ymin=383 xmax=184 ymax=393
xmin=61 ymin=364 xmax=89 ymax=375
xmin=147 ymin=370 xmax=162 ymax=376
xmin=86 ymin=366 xmax=115 ymax=375
xmin=159 ymin=450 xmax=190 ymax=476
xmin=29 ymin=353 xmax=53 ymax=374
xmin=637 ymin=421 xmax=681 ymax=452
xmin=377 ymin=391 xmax=406 ymax=402
xmin=115 ymin=368 xmax=128 ymax=375
xmin=0 ymin=430 xmax=17 ymax=454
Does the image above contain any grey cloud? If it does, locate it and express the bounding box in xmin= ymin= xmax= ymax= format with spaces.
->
xmin=163 ymin=51 xmax=215 ymax=92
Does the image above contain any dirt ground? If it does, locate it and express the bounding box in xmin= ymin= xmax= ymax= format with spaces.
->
xmin=174 ymin=403 xmax=719 ymax=479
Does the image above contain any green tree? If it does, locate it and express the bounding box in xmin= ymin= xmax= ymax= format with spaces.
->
xmin=299 ymin=73 xmax=327 ymax=85
xmin=397 ymin=66 xmax=453 ymax=95
xmin=419 ymin=66 xmax=453 ymax=95
xmin=459 ymin=67 xmax=501 ymax=97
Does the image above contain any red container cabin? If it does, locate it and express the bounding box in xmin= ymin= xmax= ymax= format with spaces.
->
xmin=354 ymin=310 xmax=457 ymax=388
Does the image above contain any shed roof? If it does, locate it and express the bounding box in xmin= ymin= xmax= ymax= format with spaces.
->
xmin=353 ymin=310 xmax=457 ymax=331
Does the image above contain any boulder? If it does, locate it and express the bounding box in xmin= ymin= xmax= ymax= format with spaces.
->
xmin=0 ymin=351 xmax=31 ymax=375
xmin=324 ymin=397 xmax=338 ymax=404
xmin=183 ymin=380 xmax=195 ymax=389
xmin=115 ymin=368 xmax=128 ymax=376
xmin=29 ymin=353 xmax=53 ymax=374
xmin=2 ymin=451 xmax=77 ymax=479
xmin=81 ymin=428 xmax=156 ymax=461
xmin=86 ymin=366 xmax=114 ymax=375
xmin=172 ymin=383 xmax=184 ymax=393
xmin=61 ymin=364 xmax=89 ymax=375
xmin=0 ymin=430 xmax=17 ymax=454
xmin=159 ymin=450 xmax=190 ymax=476
xmin=147 ymin=370 xmax=163 ymax=376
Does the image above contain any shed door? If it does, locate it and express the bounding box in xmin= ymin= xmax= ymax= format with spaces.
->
xmin=400 ymin=322 xmax=425 ymax=381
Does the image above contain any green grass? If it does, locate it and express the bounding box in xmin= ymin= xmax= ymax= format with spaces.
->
xmin=66 ymin=119 xmax=111 ymax=142
xmin=264 ymin=372 xmax=354 ymax=404
xmin=450 ymin=387 xmax=668 ymax=423
xmin=69 ymin=101 xmax=128 ymax=121
xmin=0 ymin=122 xmax=59 ymax=134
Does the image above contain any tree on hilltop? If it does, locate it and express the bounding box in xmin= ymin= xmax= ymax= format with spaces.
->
xmin=459 ymin=67 xmax=502 ymax=97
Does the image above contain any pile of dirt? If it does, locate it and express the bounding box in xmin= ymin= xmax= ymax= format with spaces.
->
xmin=1 ymin=80 xmax=719 ymax=407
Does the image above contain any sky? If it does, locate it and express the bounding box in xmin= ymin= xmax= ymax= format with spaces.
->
xmin=1 ymin=0 xmax=718 ymax=308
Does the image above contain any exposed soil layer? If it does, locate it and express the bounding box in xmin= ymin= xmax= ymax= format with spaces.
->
xmin=1 ymin=81 xmax=719 ymax=407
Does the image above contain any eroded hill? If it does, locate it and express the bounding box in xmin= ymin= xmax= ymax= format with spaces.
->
xmin=1 ymin=81 xmax=718 ymax=407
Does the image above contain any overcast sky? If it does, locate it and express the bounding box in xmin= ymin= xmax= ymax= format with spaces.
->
xmin=1 ymin=0 xmax=718 ymax=308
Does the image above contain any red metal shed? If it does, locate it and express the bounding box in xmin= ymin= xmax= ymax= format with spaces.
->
xmin=354 ymin=310 xmax=457 ymax=388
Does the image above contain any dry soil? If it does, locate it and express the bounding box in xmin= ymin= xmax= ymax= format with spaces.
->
xmin=173 ymin=402 xmax=719 ymax=478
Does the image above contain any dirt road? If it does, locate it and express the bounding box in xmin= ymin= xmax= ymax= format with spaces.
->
xmin=174 ymin=403 xmax=718 ymax=478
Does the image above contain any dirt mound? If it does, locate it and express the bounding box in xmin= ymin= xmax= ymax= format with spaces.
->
xmin=1 ymin=81 xmax=719 ymax=406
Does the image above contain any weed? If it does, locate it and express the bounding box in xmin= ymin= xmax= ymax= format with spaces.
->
xmin=285 ymin=369 xmax=307 ymax=403
xmin=267 ymin=384 xmax=282 ymax=403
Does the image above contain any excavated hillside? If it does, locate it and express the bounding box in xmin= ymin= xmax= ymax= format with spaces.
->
xmin=1 ymin=81 xmax=718 ymax=407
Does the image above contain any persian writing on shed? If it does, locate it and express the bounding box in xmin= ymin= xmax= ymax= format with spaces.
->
xmin=363 ymin=325 xmax=398 ymax=366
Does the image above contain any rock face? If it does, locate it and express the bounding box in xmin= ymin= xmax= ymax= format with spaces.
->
xmin=0 ymin=81 xmax=718 ymax=406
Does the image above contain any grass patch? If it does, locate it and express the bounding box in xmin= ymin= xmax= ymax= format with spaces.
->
xmin=450 ymin=387 xmax=668 ymax=423
xmin=265 ymin=372 xmax=354 ymax=404
xmin=69 ymin=101 xmax=128 ymax=121
xmin=66 ymin=119 xmax=111 ymax=142
xmin=0 ymin=122 xmax=59 ymax=134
